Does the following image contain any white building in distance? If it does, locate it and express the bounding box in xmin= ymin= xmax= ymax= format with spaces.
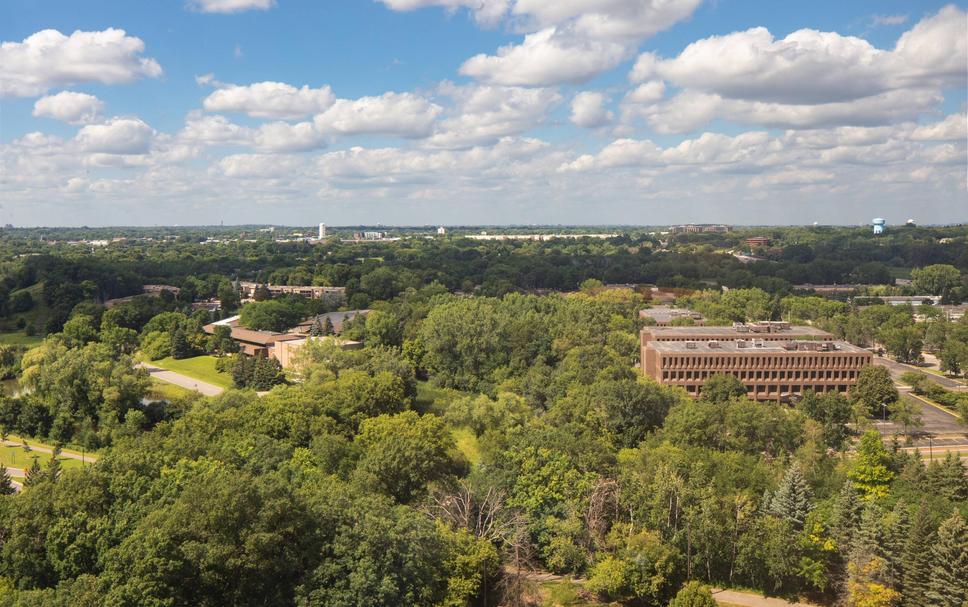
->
xmin=437 ymin=226 xmax=446 ymax=235
xmin=318 ymin=223 xmax=327 ymax=239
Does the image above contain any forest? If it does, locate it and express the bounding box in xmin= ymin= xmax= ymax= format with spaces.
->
xmin=0 ymin=225 xmax=964 ymax=607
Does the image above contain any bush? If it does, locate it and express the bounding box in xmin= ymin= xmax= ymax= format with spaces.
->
xmin=669 ymin=581 xmax=717 ymax=607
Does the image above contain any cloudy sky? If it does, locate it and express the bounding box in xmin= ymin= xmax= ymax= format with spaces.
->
xmin=1 ymin=0 xmax=966 ymax=226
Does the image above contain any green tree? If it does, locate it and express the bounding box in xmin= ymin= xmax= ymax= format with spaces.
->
xmin=925 ymin=511 xmax=968 ymax=607
xmin=851 ymin=366 xmax=898 ymax=419
xmin=170 ymin=328 xmax=192 ymax=359
xmin=700 ymin=373 xmax=748 ymax=404
xmin=364 ymin=310 xmax=403 ymax=347
xmin=911 ymin=264 xmax=961 ymax=299
xmin=61 ymin=314 xmax=99 ymax=348
xmin=848 ymin=431 xmax=895 ymax=500
xmin=0 ymin=464 xmax=16 ymax=495
xmin=900 ymin=503 xmax=934 ymax=607
xmin=768 ymin=462 xmax=813 ymax=531
xmin=239 ymin=300 xmax=304 ymax=332
xmin=797 ymin=390 xmax=852 ymax=451
xmin=669 ymin=581 xmax=717 ymax=607
xmin=354 ymin=411 xmax=461 ymax=503
xmin=22 ymin=455 xmax=42 ymax=487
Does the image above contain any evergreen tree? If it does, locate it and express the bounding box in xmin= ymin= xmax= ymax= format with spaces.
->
xmin=0 ymin=464 xmax=16 ymax=495
xmin=926 ymin=453 xmax=968 ymax=502
xmin=926 ymin=512 xmax=968 ymax=607
xmin=310 ymin=317 xmax=323 ymax=337
xmin=170 ymin=328 xmax=191 ymax=360
xmin=851 ymin=505 xmax=886 ymax=572
xmin=44 ymin=450 xmax=62 ymax=484
xmin=322 ymin=316 xmax=335 ymax=336
xmin=831 ymin=481 xmax=864 ymax=553
xmin=883 ymin=500 xmax=909 ymax=589
xmin=768 ymin=462 xmax=813 ymax=531
xmin=22 ymin=455 xmax=42 ymax=487
xmin=900 ymin=503 xmax=934 ymax=607
xmin=254 ymin=284 xmax=272 ymax=301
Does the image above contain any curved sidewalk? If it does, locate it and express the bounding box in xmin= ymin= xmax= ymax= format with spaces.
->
xmin=137 ymin=362 xmax=225 ymax=396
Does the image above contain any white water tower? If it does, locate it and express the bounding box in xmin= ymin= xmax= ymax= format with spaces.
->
xmin=872 ymin=218 xmax=886 ymax=235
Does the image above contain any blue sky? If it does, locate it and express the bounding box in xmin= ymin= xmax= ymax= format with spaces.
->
xmin=1 ymin=0 xmax=965 ymax=226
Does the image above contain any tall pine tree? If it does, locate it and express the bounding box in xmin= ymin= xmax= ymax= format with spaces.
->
xmin=900 ymin=502 xmax=934 ymax=607
xmin=926 ymin=511 xmax=968 ymax=607
xmin=768 ymin=462 xmax=813 ymax=531
xmin=0 ymin=464 xmax=16 ymax=495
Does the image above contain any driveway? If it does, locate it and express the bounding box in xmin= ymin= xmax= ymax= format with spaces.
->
xmin=875 ymin=356 xmax=966 ymax=390
xmin=137 ymin=363 xmax=225 ymax=397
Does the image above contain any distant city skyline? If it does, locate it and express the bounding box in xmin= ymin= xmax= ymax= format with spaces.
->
xmin=1 ymin=1 xmax=966 ymax=226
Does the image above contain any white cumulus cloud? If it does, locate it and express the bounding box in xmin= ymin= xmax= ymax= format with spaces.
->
xmin=74 ymin=118 xmax=156 ymax=155
xmin=32 ymin=91 xmax=104 ymax=125
xmin=570 ymin=91 xmax=612 ymax=128
xmin=0 ymin=28 xmax=162 ymax=97
xmin=202 ymin=81 xmax=336 ymax=119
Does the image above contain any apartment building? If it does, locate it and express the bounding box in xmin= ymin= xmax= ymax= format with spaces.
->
xmin=238 ymin=281 xmax=346 ymax=302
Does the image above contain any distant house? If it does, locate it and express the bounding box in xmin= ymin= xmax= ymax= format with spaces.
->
xmin=744 ymin=236 xmax=772 ymax=248
xmin=203 ymin=316 xmax=301 ymax=357
xmin=238 ymin=281 xmax=346 ymax=303
xmin=203 ymin=311 xmax=369 ymax=364
xmin=291 ymin=310 xmax=371 ymax=335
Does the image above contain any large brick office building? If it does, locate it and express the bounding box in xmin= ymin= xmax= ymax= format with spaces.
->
xmin=640 ymin=323 xmax=872 ymax=401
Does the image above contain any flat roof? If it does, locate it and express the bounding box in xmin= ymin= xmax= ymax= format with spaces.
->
xmin=642 ymin=325 xmax=832 ymax=336
xmin=639 ymin=306 xmax=704 ymax=321
xmin=648 ymin=340 xmax=869 ymax=353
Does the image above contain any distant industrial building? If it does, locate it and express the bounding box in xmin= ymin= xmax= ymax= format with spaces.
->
xmin=669 ymin=224 xmax=731 ymax=234
xmin=639 ymin=306 xmax=705 ymax=326
xmin=878 ymin=295 xmax=942 ymax=306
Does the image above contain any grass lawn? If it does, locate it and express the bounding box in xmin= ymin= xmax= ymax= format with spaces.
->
xmin=147 ymin=378 xmax=196 ymax=401
xmin=538 ymin=581 xmax=610 ymax=607
xmin=151 ymin=356 xmax=233 ymax=389
xmin=0 ymin=444 xmax=89 ymax=472
xmin=0 ymin=332 xmax=44 ymax=347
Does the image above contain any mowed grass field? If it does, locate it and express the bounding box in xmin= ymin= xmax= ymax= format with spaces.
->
xmin=0 ymin=445 xmax=89 ymax=472
xmin=146 ymin=378 xmax=196 ymax=401
xmin=151 ymin=356 xmax=233 ymax=389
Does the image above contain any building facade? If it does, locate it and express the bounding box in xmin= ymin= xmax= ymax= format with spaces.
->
xmin=238 ymin=281 xmax=346 ymax=302
xmin=640 ymin=324 xmax=870 ymax=401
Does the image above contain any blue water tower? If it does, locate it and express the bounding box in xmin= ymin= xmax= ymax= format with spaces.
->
xmin=872 ymin=218 xmax=886 ymax=235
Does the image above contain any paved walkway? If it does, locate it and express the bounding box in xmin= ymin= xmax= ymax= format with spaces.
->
xmin=137 ymin=363 xmax=225 ymax=396
xmin=711 ymin=588 xmax=818 ymax=607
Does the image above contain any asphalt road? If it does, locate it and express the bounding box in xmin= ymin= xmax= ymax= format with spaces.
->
xmin=875 ymin=356 xmax=966 ymax=390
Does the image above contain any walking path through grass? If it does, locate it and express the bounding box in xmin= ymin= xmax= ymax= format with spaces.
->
xmin=137 ymin=356 xmax=230 ymax=396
